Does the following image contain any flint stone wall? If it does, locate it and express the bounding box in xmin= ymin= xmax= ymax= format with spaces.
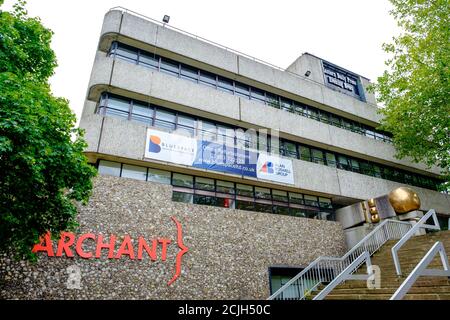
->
xmin=0 ymin=175 xmax=346 ymax=299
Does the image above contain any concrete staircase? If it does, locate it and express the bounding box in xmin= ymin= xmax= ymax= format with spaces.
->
xmin=314 ymin=230 xmax=450 ymax=300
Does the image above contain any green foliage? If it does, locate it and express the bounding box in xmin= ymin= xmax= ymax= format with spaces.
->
xmin=371 ymin=0 xmax=450 ymax=189
xmin=0 ymin=1 xmax=97 ymax=259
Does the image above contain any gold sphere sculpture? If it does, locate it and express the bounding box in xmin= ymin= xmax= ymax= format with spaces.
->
xmin=369 ymin=207 xmax=378 ymax=215
xmin=388 ymin=187 xmax=421 ymax=214
xmin=368 ymin=198 xmax=376 ymax=207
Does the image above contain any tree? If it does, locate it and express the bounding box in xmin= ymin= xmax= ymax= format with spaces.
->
xmin=372 ymin=0 xmax=450 ymax=190
xmin=0 ymin=0 xmax=97 ymax=259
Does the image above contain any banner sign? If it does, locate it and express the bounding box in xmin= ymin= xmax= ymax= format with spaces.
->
xmin=145 ymin=129 xmax=294 ymax=184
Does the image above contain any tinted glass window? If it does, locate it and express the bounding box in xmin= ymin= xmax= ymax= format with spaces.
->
xmin=115 ymin=45 xmax=137 ymax=62
xmin=199 ymin=70 xmax=216 ymax=87
xmin=251 ymin=88 xmax=265 ymax=103
xmin=255 ymin=187 xmax=271 ymax=199
xmin=180 ymin=64 xmax=198 ymax=82
xmin=218 ymin=76 xmax=234 ymax=93
xmin=326 ymin=153 xmax=337 ymax=167
xmin=139 ymin=52 xmax=158 ymax=69
xmin=160 ymin=57 xmax=179 ymax=75
xmin=155 ymin=109 xmax=176 ymax=131
xmin=237 ymin=184 xmax=253 ymax=197
xmin=289 ymin=192 xmax=303 ymax=204
xmin=272 ymin=190 xmax=288 ymax=202
xmin=172 ymin=191 xmax=193 ymax=204
xmin=216 ymin=180 xmax=235 ymax=194
xmin=172 ymin=173 xmax=194 ymax=188
xmin=147 ymin=168 xmax=171 ymax=184
xmin=195 ymin=177 xmax=215 ymax=191
xmin=235 ymin=82 xmax=250 ymax=98
xmin=121 ymin=164 xmax=147 ymax=181
xmin=266 ymin=93 xmax=279 ymax=108
xmin=98 ymin=160 xmax=121 ymax=177
xmin=311 ymin=149 xmax=324 ymax=165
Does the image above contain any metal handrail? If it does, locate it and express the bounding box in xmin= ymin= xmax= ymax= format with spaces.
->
xmin=390 ymin=241 xmax=450 ymax=300
xmin=313 ymin=251 xmax=372 ymax=300
xmin=391 ymin=209 xmax=441 ymax=276
xmin=268 ymin=219 xmax=412 ymax=300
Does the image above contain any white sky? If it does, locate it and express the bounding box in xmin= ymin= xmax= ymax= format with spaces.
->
xmin=2 ymin=0 xmax=399 ymax=125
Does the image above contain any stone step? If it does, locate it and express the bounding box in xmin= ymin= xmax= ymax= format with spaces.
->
xmin=334 ymin=278 xmax=450 ymax=289
xmin=328 ymin=285 xmax=450 ymax=295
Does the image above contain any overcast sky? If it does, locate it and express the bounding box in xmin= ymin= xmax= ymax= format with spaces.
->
xmin=2 ymin=0 xmax=399 ymax=125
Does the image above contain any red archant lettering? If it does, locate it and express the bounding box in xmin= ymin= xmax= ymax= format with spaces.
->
xmin=158 ymin=238 xmax=171 ymax=261
xmin=95 ymin=234 xmax=116 ymax=258
xmin=56 ymin=232 xmax=75 ymax=257
xmin=137 ymin=237 xmax=157 ymax=261
xmin=115 ymin=235 xmax=135 ymax=259
xmin=32 ymin=232 xmax=54 ymax=257
xmin=76 ymin=233 xmax=95 ymax=259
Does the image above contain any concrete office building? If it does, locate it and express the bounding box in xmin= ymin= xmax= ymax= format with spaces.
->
xmin=2 ymin=8 xmax=449 ymax=300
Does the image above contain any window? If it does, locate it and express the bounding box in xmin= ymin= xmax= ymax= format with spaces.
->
xmin=299 ymin=145 xmax=311 ymax=162
xmin=372 ymin=164 xmax=382 ymax=178
xmin=360 ymin=162 xmax=373 ymax=176
xmin=216 ymin=197 xmax=235 ymax=209
xmin=172 ymin=173 xmax=194 ymax=188
xmin=293 ymin=103 xmax=308 ymax=117
xmin=254 ymin=202 xmax=273 ymax=213
xmin=176 ymin=115 xmax=196 ymax=137
xmin=280 ymin=98 xmax=292 ymax=112
xmin=218 ymin=76 xmax=234 ymax=93
xmin=250 ymin=87 xmax=265 ymax=103
xmin=281 ymin=141 xmax=298 ymax=159
xmin=195 ymin=177 xmax=215 ymax=191
xmin=98 ymin=160 xmax=121 ymax=177
xmin=160 ymin=57 xmax=179 ymax=76
xmin=236 ymin=184 xmax=253 ymax=197
xmin=199 ymin=70 xmax=216 ymax=88
xmin=255 ymin=187 xmax=271 ymax=200
xmin=121 ymin=164 xmax=147 ymax=181
xmin=114 ymin=45 xmax=138 ymax=63
xmin=235 ymin=82 xmax=250 ymax=98
xmin=337 ymin=155 xmax=350 ymax=170
xmin=266 ymin=93 xmax=279 ymax=108
xmin=180 ymin=64 xmax=198 ymax=82
xmin=311 ymin=149 xmax=325 ymax=165
xmin=131 ymin=102 xmax=152 ymax=125
xmin=236 ymin=200 xmax=254 ymax=211
xmin=272 ymin=190 xmax=288 ymax=202
xmin=319 ymin=197 xmax=332 ymax=209
xmin=319 ymin=110 xmax=330 ymax=124
xmin=194 ymin=194 xmax=217 ymax=207
xmin=139 ymin=52 xmax=158 ymax=69
xmin=330 ymin=114 xmax=342 ymax=127
xmin=154 ymin=109 xmax=176 ymax=131
xmin=325 ymin=152 xmax=337 ymax=167
xmin=216 ymin=180 xmax=235 ymax=194
xmin=106 ymin=96 xmax=130 ymax=119
xmin=273 ymin=205 xmax=290 ymax=215
xmin=289 ymin=208 xmax=307 ymax=218
xmin=289 ymin=192 xmax=303 ymax=204
xmin=172 ymin=191 xmax=193 ymax=204
xmin=147 ymin=168 xmax=171 ymax=184
xmin=350 ymin=159 xmax=360 ymax=173
xmin=304 ymin=195 xmax=319 ymax=207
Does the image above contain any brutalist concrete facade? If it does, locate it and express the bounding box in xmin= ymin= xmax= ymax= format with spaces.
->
xmin=2 ymin=8 xmax=449 ymax=301
xmin=79 ymin=9 xmax=449 ymax=213
xmin=0 ymin=176 xmax=346 ymax=299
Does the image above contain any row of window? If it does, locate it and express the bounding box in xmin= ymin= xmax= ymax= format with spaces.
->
xmin=98 ymin=93 xmax=442 ymax=191
xmin=97 ymin=160 xmax=334 ymax=220
xmin=108 ymin=41 xmax=393 ymax=143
